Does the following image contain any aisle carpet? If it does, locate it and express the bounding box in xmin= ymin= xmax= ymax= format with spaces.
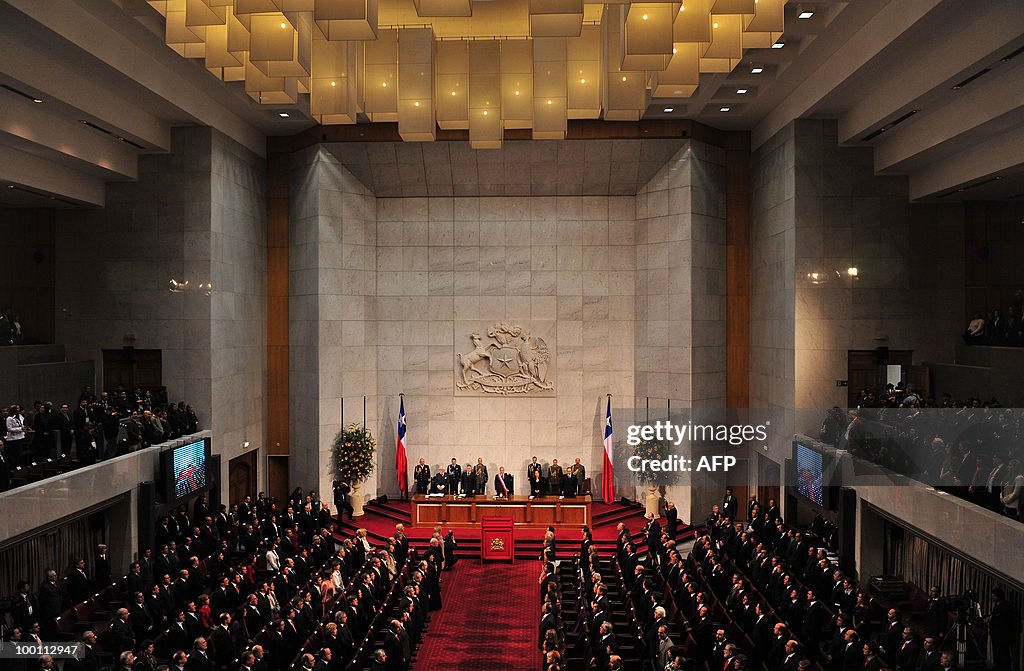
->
xmin=412 ymin=560 xmax=540 ymax=671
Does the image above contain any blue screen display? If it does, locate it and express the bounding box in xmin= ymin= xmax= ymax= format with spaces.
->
xmin=796 ymin=442 xmax=824 ymax=506
xmin=173 ymin=440 xmax=207 ymax=499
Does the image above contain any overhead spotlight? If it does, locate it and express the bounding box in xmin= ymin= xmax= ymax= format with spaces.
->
xmin=719 ymin=106 xmax=731 ymax=112
xmin=242 ymin=440 xmax=251 ymax=449
xmin=278 ymin=112 xmax=290 ymax=118
xmin=169 ymin=279 xmax=189 ymax=293
xmin=806 ymin=271 xmax=825 ymax=284
xmin=847 ymin=267 xmax=859 ymax=278
xmin=771 ymin=40 xmax=785 ymax=49
xmin=751 ymin=66 xmax=764 ymax=74
xmin=736 ymin=88 xmax=748 ymax=94
xmin=32 ymin=98 xmax=43 ymax=104
xmin=797 ymin=9 xmax=814 ymax=19
xmin=663 ymin=107 xmax=674 ymax=113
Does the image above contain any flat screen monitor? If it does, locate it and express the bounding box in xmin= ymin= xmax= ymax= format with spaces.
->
xmin=168 ymin=439 xmax=208 ymax=500
xmin=795 ymin=442 xmax=824 ymax=507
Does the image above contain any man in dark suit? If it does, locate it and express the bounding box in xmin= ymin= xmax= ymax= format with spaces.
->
xmin=538 ymin=602 xmax=557 ymax=649
xmin=565 ymin=458 xmax=585 ymax=497
xmin=393 ymin=524 xmax=409 ymax=567
xmin=67 ymin=558 xmax=93 ymax=604
xmin=185 ymin=637 xmax=214 ymax=671
xmin=167 ymin=611 xmax=191 ymax=653
xmin=915 ymin=637 xmax=941 ymax=671
xmin=664 ymin=501 xmax=678 ymax=539
xmin=722 ymin=488 xmax=738 ymax=520
xmin=445 ymin=458 xmax=462 ymax=496
xmin=894 ymin=627 xmax=921 ymax=671
xmin=129 ymin=592 xmax=153 ymax=641
xmin=803 ymin=590 xmax=827 ymax=656
xmin=209 ymin=613 xmax=237 ymax=671
xmin=13 ymin=581 xmax=39 ymax=630
xmin=383 ymin=620 xmax=405 ymax=671
xmin=460 ymin=464 xmax=475 ymax=497
xmin=644 ymin=514 xmax=661 ymax=563
xmin=38 ymin=569 xmax=63 ymax=638
xmin=493 ymin=466 xmax=513 ymax=497
xmin=106 ymin=608 xmax=135 ymax=656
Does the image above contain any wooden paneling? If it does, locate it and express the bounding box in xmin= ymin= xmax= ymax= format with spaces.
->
xmin=266 ymin=151 xmax=290 ymax=467
xmin=725 ymin=132 xmax=751 ymax=409
xmin=410 ymin=495 xmax=591 ymax=528
xmin=102 ymin=348 xmax=162 ymax=393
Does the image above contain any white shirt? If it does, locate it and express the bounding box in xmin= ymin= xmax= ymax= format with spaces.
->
xmin=266 ymin=549 xmax=280 ymax=572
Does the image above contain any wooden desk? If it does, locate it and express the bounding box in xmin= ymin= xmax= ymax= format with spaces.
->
xmin=410 ymin=494 xmax=591 ymax=528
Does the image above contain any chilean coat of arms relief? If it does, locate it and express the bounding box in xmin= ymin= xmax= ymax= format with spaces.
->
xmin=455 ymin=322 xmax=555 ymax=396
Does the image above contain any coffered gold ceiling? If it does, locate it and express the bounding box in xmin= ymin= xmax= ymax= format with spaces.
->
xmin=146 ymin=0 xmax=785 ymax=145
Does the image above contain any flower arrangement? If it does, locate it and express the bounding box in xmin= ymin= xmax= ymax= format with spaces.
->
xmin=333 ymin=423 xmax=376 ymax=484
xmin=631 ymin=439 xmax=678 ymax=488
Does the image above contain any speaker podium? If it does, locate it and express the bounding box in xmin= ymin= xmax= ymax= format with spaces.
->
xmin=480 ymin=516 xmax=515 ymax=563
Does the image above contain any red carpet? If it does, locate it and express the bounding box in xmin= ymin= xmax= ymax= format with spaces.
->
xmin=412 ymin=559 xmax=540 ymax=671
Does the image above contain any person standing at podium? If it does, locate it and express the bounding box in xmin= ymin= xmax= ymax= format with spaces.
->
xmin=413 ymin=459 xmax=430 ymax=495
xmin=494 ymin=467 xmax=513 ymax=497
xmin=460 ymin=463 xmax=474 ymax=498
xmin=564 ymin=458 xmax=585 ymax=498
xmin=445 ymin=459 xmax=462 ymax=497
xmin=548 ymin=459 xmax=563 ymax=498
xmin=473 ymin=458 xmax=488 ymax=495
xmin=528 ymin=456 xmax=544 ymax=499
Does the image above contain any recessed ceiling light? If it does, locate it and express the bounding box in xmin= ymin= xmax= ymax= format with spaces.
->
xmin=663 ymin=107 xmax=674 ymax=113
xmin=771 ymin=41 xmax=785 ymax=49
xmin=32 ymin=98 xmax=43 ymax=104
xmin=798 ymin=10 xmax=814 ymax=19
xmin=278 ymin=112 xmax=290 ymax=118
xmin=720 ymin=106 xmax=731 ymax=112
xmin=751 ymin=66 xmax=764 ymax=74
xmin=673 ymin=90 xmax=683 ymax=94
xmin=737 ymin=88 xmax=748 ymax=94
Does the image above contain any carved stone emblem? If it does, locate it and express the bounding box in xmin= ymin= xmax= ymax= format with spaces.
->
xmin=456 ymin=322 xmax=554 ymax=395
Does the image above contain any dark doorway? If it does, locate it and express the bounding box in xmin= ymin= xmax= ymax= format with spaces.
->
xmin=102 ymin=348 xmax=162 ymax=394
xmin=846 ymin=349 xmax=914 ymax=406
xmin=229 ymin=450 xmax=257 ymax=505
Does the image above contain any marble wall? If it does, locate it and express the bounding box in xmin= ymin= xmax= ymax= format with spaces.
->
xmin=55 ymin=127 xmax=268 ymax=490
xmin=289 ymin=147 xmax=379 ymax=499
xmin=56 ymin=126 xmax=216 ymax=423
xmin=209 ymin=131 xmax=268 ymax=473
xmin=634 ymin=140 xmax=728 ymax=521
xmin=371 ymin=193 xmax=636 ymax=497
xmin=792 ymin=120 xmax=963 ymax=412
xmin=749 ymin=124 xmax=797 ymax=411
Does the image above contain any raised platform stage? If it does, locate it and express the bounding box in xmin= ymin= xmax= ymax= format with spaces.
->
xmin=411 ymin=494 xmax=592 ymax=528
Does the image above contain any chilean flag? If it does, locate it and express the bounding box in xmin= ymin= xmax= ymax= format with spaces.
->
xmin=602 ymin=397 xmax=614 ymax=503
xmin=396 ymin=397 xmax=408 ymax=498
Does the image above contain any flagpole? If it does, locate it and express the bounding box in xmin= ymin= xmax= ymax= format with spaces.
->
xmin=399 ymin=393 xmax=405 ymax=501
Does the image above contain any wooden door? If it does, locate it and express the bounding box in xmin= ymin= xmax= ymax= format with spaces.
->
xmin=102 ymin=349 xmax=162 ymax=393
xmin=729 ymin=458 xmax=749 ymax=521
xmin=847 ymin=349 xmax=914 ymax=406
xmin=229 ymin=450 xmax=257 ymax=504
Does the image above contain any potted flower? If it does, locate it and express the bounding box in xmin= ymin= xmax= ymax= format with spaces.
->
xmin=332 ymin=423 xmax=376 ymax=517
xmin=631 ymin=438 xmax=677 ymax=517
